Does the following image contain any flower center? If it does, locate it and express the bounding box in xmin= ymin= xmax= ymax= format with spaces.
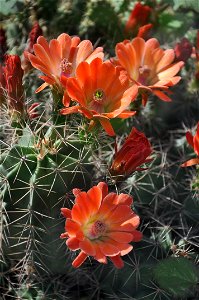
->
xmin=60 ymin=58 xmax=73 ymax=76
xmin=87 ymin=220 xmax=106 ymax=240
xmin=93 ymin=89 xmax=105 ymax=103
xmin=138 ymin=65 xmax=151 ymax=85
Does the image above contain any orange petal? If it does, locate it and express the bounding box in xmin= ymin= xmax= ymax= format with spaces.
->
xmin=71 ymin=203 xmax=87 ymax=224
xmin=65 ymin=219 xmax=82 ymax=237
xmin=110 ymin=255 xmax=124 ymax=269
xmin=86 ymin=47 xmax=104 ymax=63
xmin=60 ymin=106 xmax=80 ymax=115
xmin=119 ymin=244 xmax=133 ymax=256
xmin=87 ymin=186 xmax=102 ymax=214
xmin=109 ymin=232 xmax=133 ymax=243
xmin=79 ymin=239 xmax=96 ymax=256
xmin=62 ymin=91 xmax=71 ymax=107
xmin=37 ymin=36 xmax=51 ymax=57
xmin=156 ymin=49 xmax=175 ymax=73
xmin=94 ymin=246 xmax=107 ymax=264
xmin=76 ymin=40 xmax=93 ymax=65
xmin=108 ymin=205 xmax=132 ymax=223
xmin=57 ymin=33 xmax=72 ymax=59
xmin=117 ymin=194 xmax=133 ymax=206
xmin=33 ymin=44 xmax=52 ymax=68
xmin=116 ymin=110 xmax=137 ymax=119
xmin=186 ymin=131 xmax=194 ymax=148
xmin=72 ymin=251 xmax=87 ymax=268
xmin=158 ymin=61 xmax=184 ymax=80
xmin=132 ymin=230 xmax=143 ymax=241
xmin=75 ymin=191 xmax=91 ymax=221
xmin=181 ymin=157 xmax=199 ymax=167
xmin=99 ymin=242 xmax=120 ymax=256
xmin=35 ymin=82 xmax=49 ymax=93
xmin=97 ymin=182 xmax=109 ymax=199
xmin=122 ymin=214 xmax=140 ymax=228
xmin=67 ymin=78 xmax=86 ymax=105
xmin=131 ymin=37 xmax=145 ymax=69
xmin=61 ymin=207 xmax=71 ymax=218
xmin=97 ymin=116 xmax=115 ymax=136
xmin=66 ymin=237 xmax=80 ymax=250
xmin=152 ymin=90 xmax=172 ymax=102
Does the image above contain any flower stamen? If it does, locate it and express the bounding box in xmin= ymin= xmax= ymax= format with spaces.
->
xmin=87 ymin=220 xmax=107 ymax=240
xmin=60 ymin=58 xmax=73 ymax=76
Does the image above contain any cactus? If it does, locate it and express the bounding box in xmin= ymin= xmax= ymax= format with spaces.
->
xmin=0 ymin=124 xmax=93 ymax=277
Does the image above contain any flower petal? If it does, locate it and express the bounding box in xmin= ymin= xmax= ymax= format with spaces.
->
xmin=110 ymin=255 xmax=124 ymax=269
xmin=72 ymin=251 xmax=87 ymax=268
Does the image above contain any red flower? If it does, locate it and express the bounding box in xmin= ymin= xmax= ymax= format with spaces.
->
xmin=60 ymin=58 xmax=138 ymax=136
xmin=4 ymin=55 xmax=24 ymax=113
xmin=22 ymin=22 xmax=43 ymax=73
xmin=125 ymin=2 xmax=151 ymax=35
xmin=110 ymin=127 xmax=152 ymax=177
xmin=174 ymin=38 xmax=192 ymax=62
xmin=181 ymin=122 xmax=199 ymax=167
xmin=60 ymin=182 xmax=142 ymax=269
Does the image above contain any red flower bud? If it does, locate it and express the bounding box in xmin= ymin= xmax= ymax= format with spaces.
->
xmin=125 ymin=2 xmax=151 ymax=35
xmin=110 ymin=128 xmax=152 ymax=178
xmin=4 ymin=54 xmax=24 ymax=113
xmin=174 ymin=38 xmax=192 ymax=62
xmin=181 ymin=122 xmax=199 ymax=167
xmin=22 ymin=22 xmax=42 ymax=73
xmin=137 ymin=23 xmax=153 ymax=39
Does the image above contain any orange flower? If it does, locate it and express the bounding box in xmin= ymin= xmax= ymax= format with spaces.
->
xmin=181 ymin=122 xmax=199 ymax=167
xmin=60 ymin=58 xmax=138 ymax=136
xmin=115 ymin=37 xmax=184 ymax=105
xmin=28 ymin=33 xmax=104 ymax=105
xmin=110 ymin=127 xmax=152 ymax=177
xmin=125 ymin=2 xmax=151 ymax=35
xmin=60 ymin=182 xmax=142 ymax=269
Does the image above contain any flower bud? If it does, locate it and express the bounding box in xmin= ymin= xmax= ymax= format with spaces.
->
xmin=110 ymin=127 xmax=152 ymax=178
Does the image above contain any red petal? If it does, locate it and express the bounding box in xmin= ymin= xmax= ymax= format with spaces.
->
xmin=72 ymin=251 xmax=87 ymax=268
xmin=79 ymin=239 xmax=96 ymax=256
xmin=181 ymin=157 xmax=199 ymax=167
xmin=61 ymin=207 xmax=71 ymax=218
xmin=110 ymin=255 xmax=124 ymax=269
xmin=66 ymin=237 xmax=80 ymax=250
xmin=109 ymin=232 xmax=133 ymax=243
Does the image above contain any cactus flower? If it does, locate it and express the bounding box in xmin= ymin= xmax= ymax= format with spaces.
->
xmin=125 ymin=2 xmax=151 ymax=35
xmin=60 ymin=58 xmax=138 ymax=136
xmin=115 ymin=37 xmax=184 ymax=105
xmin=3 ymin=54 xmax=24 ymax=114
xmin=27 ymin=33 xmax=104 ymax=105
xmin=110 ymin=127 xmax=152 ymax=177
xmin=181 ymin=123 xmax=199 ymax=167
xmin=60 ymin=182 xmax=142 ymax=269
